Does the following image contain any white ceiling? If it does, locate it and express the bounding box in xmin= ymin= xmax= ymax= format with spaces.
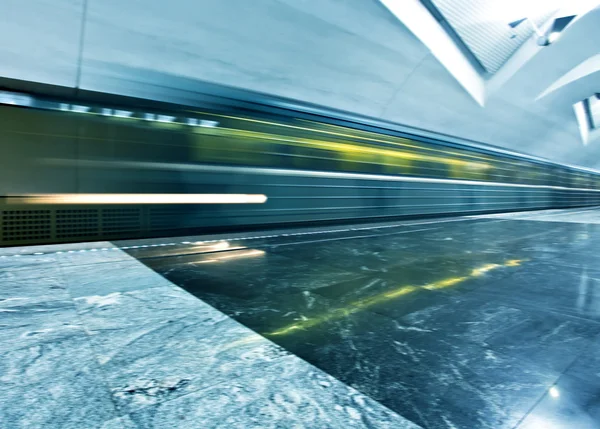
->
xmin=431 ymin=0 xmax=559 ymax=72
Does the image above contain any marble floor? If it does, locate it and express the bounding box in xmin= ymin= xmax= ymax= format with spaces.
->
xmin=2 ymin=207 xmax=600 ymax=428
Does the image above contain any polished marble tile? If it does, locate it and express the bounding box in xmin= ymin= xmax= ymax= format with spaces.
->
xmin=119 ymin=226 xmax=402 ymax=263
xmin=0 ymin=265 xmax=64 ymax=282
xmin=266 ymin=223 xmax=566 ymax=279
xmin=564 ymin=338 xmax=600 ymax=387
xmin=549 ymin=252 xmax=600 ymax=271
xmin=517 ymin=373 xmax=600 ymax=429
xmin=469 ymin=261 xmax=600 ymax=321
xmin=125 ymin=240 xmax=265 ymax=261
xmin=95 ymin=315 xmax=289 ymax=415
xmin=76 ymin=286 xmax=290 ymax=414
xmin=101 ymin=355 xmax=421 ymax=429
xmin=406 ymin=347 xmax=560 ymax=429
xmin=152 ymin=249 xmax=359 ymax=300
xmin=453 ymin=357 xmax=555 ymax=429
xmin=0 ymin=335 xmax=117 ymax=429
xmin=269 ymin=228 xmax=437 ymax=264
xmin=152 ymin=267 xmax=555 ymax=428
xmin=190 ymin=290 xmax=345 ymax=345
xmin=0 ymin=252 xmax=57 ymax=270
xmin=0 ymin=299 xmax=83 ymax=353
xmin=313 ymin=277 xmax=460 ymax=325
xmin=484 ymin=312 xmax=600 ymax=373
xmin=398 ymin=294 xmax=531 ymax=344
xmin=73 ymin=285 xmax=213 ymax=331
xmin=62 ymin=259 xmax=173 ymax=298
xmin=0 ymin=274 xmax=69 ymax=306
xmin=0 ymin=253 xmax=61 ymax=284
xmin=286 ymin=314 xmax=558 ymax=429
xmin=112 ymin=214 xmax=600 ymax=428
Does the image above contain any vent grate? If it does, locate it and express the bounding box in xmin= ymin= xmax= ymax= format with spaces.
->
xmin=102 ymin=208 xmax=142 ymax=235
xmin=56 ymin=209 xmax=99 ymax=238
xmin=1 ymin=210 xmax=52 ymax=241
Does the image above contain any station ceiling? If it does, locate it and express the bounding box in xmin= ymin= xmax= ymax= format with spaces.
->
xmin=431 ymin=0 xmax=558 ymax=73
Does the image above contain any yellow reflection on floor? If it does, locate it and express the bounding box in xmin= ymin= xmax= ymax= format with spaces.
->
xmin=266 ymin=259 xmax=525 ymax=337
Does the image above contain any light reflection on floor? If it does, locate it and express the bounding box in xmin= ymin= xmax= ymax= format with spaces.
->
xmin=132 ymin=213 xmax=600 ymax=429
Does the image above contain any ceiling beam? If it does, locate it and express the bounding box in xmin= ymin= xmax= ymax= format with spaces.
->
xmin=379 ymin=0 xmax=486 ymax=106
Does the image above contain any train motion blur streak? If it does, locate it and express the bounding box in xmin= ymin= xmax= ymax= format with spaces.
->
xmin=6 ymin=194 xmax=267 ymax=205
xmin=189 ymin=110 xmax=597 ymax=188
xmin=1 ymin=94 xmax=600 ymax=245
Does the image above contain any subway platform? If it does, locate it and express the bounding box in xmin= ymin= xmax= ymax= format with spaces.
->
xmin=2 ymin=207 xmax=600 ymax=429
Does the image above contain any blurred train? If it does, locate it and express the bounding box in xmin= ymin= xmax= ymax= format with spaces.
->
xmin=1 ymin=88 xmax=600 ymax=246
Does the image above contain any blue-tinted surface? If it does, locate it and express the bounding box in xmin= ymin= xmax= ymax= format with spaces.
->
xmin=126 ymin=212 xmax=600 ymax=429
xmin=3 ymin=209 xmax=600 ymax=428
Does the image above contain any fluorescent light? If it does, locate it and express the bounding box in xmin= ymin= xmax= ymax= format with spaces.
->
xmin=539 ymin=15 xmax=577 ymax=45
xmin=590 ymin=94 xmax=600 ymax=129
xmin=574 ymin=101 xmax=590 ymax=145
xmin=6 ymin=194 xmax=268 ymax=205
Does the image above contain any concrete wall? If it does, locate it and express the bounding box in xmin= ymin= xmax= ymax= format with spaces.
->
xmin=0 ymin=0 xmax=83 ymax=87
xmin=1 ymin=0 xmax=598 ymax=168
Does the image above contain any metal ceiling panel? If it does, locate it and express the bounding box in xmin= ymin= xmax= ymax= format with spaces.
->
xmin=431 ymin=0 xmax=558 ymax=73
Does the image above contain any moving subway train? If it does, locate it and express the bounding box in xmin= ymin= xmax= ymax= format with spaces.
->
xmin=1 ymin=89 xmax=600 ymax=246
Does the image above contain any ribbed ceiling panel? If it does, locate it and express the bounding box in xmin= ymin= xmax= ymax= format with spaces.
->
xmin=432 ymin=0 xmax=557 ymax=73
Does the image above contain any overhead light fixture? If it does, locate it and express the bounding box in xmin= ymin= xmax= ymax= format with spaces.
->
xmin=547 ymin=31 xmax=561 ymax=43
xmin=537 ymin=15 xmax=576 ymax=46
xmin=573 ymin=94 xmax=600 ymax=146
xmin=507 ymin=14 xmax=576 ymax=46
